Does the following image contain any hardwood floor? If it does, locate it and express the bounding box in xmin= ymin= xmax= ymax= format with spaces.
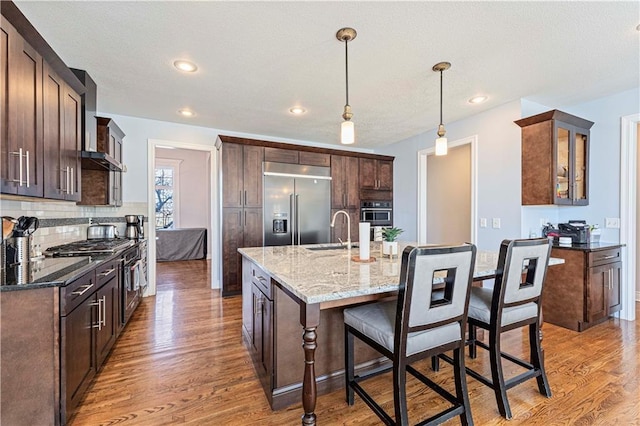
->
xmin=70 ymin=260 xmax=640 ymax=425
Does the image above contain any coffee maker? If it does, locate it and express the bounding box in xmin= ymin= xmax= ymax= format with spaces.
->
xmin=125 ymin=215 xmax=144 ymax=240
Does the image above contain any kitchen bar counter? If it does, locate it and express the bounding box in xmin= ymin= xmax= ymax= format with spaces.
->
xmin=239 ymin=241 xmax=564 ymax=425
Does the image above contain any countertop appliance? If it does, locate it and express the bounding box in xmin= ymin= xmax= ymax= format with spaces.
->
xmin=542 ymin=220 xmax=589 ymax=244
xmin=87 ymin=223 xmax=119 ymax=240
xmin=125 ymin=215 xmax=144 ymax=240
xmin=360 ymin=201 xmax=393 ymax=226
xmin=263 ymin=162 xmax=331 ymax=246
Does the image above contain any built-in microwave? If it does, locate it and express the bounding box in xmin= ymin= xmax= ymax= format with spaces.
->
xmin=360 ymin=201 xmax=393 ymax=226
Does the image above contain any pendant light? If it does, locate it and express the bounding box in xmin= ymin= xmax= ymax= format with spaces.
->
xmin=432 ymin=62 xmax=451 ymax=156
xmin=337 ymin=28 xmax=357 ymax=145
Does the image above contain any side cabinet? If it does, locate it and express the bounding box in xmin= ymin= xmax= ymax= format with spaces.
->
xmin=542 ymin=245 xmax=623 ymax=332
xmin=95 ymin=259 xmax=120 ymax=367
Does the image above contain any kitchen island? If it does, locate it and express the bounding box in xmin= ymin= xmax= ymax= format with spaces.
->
xmin=238 ymin=242 xmax=563 ymax=425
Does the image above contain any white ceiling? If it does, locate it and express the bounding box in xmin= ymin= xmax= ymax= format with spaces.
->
xmin=14 ymin=1 xmax=640 ymax=149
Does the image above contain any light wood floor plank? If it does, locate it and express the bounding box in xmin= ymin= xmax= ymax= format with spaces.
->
xmin=69 ymin=260 xmax=640 ymax=425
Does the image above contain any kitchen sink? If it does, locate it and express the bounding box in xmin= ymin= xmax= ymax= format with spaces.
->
xmin=306 ymin=244 xmax=358 ymax=251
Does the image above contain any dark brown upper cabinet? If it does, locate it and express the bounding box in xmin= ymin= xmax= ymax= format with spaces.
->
xmin=516 ymin=109 xmax=594 ymax=206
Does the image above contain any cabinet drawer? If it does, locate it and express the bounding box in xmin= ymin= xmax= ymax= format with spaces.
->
xmin=264 ymin=147 xmax=299 ymax=164
xmin=60 ymin=269 xmax=96 ymax=316
xmin=589 ymin=248 xmax=621 ymax=267
xmin=299 ymin=151 xmax=330 ymax=167
xmin=95 ymin=258 xmax=120 ymax=287
xmin=250 ymin=262 xmax=271 ymax=299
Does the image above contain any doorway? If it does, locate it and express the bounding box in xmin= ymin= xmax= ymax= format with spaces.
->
xmin=146 ymin=139 xmax=218 ymax=296
xmin=417 ymin=136 xmax=477 ymax=245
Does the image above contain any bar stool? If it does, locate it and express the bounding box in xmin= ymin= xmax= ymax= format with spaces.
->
xmin=344 ymin=244 xmax=477 ymax=425
xmin=465 ymin=238 xmax=552 ymax=419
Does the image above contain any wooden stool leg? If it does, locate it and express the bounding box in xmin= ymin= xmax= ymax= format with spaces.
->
xmin=453 ymin=346 xmax=473 ymax=426
xmin=529 ymin=322 xmax=552 ymax=397
xmin=489 ymin=329 xmax=512 ymax=419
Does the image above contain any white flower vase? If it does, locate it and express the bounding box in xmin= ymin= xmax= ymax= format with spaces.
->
xmin=382 ymin=241 xmax=398 ymax=257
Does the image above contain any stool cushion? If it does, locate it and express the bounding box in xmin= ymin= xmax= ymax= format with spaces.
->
xmin=468 ymin=287 xmax=537 ymax=326
xmin=344 ymin=300 xmax=461 ymax=356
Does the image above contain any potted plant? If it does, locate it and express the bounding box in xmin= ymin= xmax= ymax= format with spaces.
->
xmin=381 ymin=227 xmax=403 ymax=256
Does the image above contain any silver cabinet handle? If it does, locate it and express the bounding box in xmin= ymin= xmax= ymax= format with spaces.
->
xmin=91 ymin=296 xmax=106 ymax=330
xmin=70 ymin=167 xmax=74 ymax=194
xmin=25 ymin=150 xmax=30 ymax=187
xmin=98 ymin=267 xmax=116 ymax=277
xmin=601 ymin=255 xmax=616 ymax=260
xmin=244 ymin=190 xmax=247 ymax=205
xmin=72 ymin=283 xmax=94 ymax=296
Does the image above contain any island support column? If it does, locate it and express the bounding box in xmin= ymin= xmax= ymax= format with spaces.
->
xmin=300 ymin=302 xmax=320 ymax=426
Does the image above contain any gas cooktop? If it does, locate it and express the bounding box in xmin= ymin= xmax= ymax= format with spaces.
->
xmin=45 ymin=239 xmax=134 ymax=257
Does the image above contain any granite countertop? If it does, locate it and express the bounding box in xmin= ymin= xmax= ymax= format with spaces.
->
xmin=238 ymin=242 xmax=565 ymax=305
xmin=551 ymin=241 xmax=624 ymax=251
xmin=0 ymin=255 xmax=110 ymax=291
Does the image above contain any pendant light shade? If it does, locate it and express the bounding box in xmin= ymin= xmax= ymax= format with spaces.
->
xmin=341 ymin=120 xmax=355 ymax=145
xmin=337 ymin=28 xmax=357 ymax=145
xmin=433 ymin=62 xmax=451 ymax=156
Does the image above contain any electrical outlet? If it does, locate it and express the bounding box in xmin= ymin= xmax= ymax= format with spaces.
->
xmin=605 ymin=217 xmax=620 ymax=228
xmin=492 ymin=218 xmax=501 ymax=229
xmin=480 ymin=218 xmax=487 ymax=228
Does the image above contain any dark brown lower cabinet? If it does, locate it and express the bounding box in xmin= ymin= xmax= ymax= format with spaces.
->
xmin=95 ymin=274 xmax=118 ymax=367
xmin=61 ymin=271 xmax=97 ymax=423
xmin=251 ymin=283 xmax=273 ymax=392
xmin=542 ymin=245 xmax=623 ymax=332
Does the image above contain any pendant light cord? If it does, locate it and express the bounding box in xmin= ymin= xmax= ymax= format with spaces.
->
xmin=439 ymin=70 xmax=443 ymax=126
xmin=344 ymin=37 xmax=350 ymax=107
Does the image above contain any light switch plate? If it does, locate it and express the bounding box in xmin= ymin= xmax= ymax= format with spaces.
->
xmin=492 ymin=218 xmax=501 ymax=229
xmin=605 ymin=217 xmax=620 ymax=228
xmin=480 ymin=218 xmax=487 ymax=228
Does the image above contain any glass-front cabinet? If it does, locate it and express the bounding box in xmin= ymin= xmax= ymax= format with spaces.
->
xmin=516 ymin=110 xmax=594 ymax=206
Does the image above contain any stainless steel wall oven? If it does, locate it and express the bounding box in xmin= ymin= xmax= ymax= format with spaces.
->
xmin=360 ymin=201 xmax=393 ymax=226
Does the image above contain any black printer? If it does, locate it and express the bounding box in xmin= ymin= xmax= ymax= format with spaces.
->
xmin=542 ymin=220 xmax=590 ymax=244
xmin=557 ymin=221 xmax=589 ymax=244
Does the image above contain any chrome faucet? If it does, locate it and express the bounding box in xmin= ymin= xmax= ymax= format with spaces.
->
xmin=330 ymin=210 xmax=351 ymax=248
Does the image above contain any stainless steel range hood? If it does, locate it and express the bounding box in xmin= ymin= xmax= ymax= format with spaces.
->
xmin=71 ymin=68 xmax=123 ymax=172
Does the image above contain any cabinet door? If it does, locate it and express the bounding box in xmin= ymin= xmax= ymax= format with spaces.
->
xmin=63 ymin=85 xmax=82 ymax=201
xmin=43 ymin=62 xmax=64 ymax=199
xmin=376 ymin=160 xmax=393 ymax=191
xmin=61 ymin=294 xmax=96 ymax=422
xmin=359 ymin=158 xmax=376 ymax=189
xmin=222 ymin=143 xmax=243 ymax=207
xmin=243 ymin=208 xmax=263 ymax=248
xmin=607 ymin=262 xmax=622 ymax=314
xmin=331 ymin=155 xmax=359 ymax=209
xmin=95 ymin=277 xmax=118 ymax=368
xmin=243 ymin=145 xmax=264 ymax=208
xmin=0 ymin=20 xmax=9 ymax=193
xmin=571 ymin=126 xmax=588 ymax=205
xmin=222 ymin=208 xmax=243 ymax=295
xmin=587 ymin=264 xmax=609 ymax=324
xmin=0 ymin=18 xmax=43 ymax=197
xmin=251 ymin=284 xmax=273 ymax=386
xmin=264 ymin=147 xmax=298 ymax=164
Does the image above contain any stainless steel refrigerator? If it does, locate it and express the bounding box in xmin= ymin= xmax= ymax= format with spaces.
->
xmin=263 ymin=162 xmax=331 ymax=246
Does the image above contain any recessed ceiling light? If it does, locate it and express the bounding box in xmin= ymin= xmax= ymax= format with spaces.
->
xmin=173 ymin=60 xmax=198 ymax=72
xmin=468 ymin=95 xmax=488 ymax=104
xmin=289 ymin=107 xmax=306 ymax=115
xmin=178 ymin=109 xmax=195 ymax=117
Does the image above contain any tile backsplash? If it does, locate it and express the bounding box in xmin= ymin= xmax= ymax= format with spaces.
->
xmin=1 ymin=198 xmax=147 ymax=253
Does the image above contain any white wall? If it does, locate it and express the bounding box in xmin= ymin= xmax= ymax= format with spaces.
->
xmin=377 ymin=100 xmax=523 ymax=250
xmin=377 ymin=88 xmax=639 ymax=250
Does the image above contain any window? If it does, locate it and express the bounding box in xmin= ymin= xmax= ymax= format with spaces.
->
xmin=155 ymin=161 xmax=180 ymax=229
